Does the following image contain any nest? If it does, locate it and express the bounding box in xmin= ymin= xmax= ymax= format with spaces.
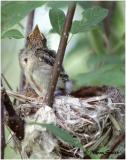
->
xmin=53 ymin=95 xmax=124 ymax=158
xmin=10 ymin=87 xmax=124 ymax=159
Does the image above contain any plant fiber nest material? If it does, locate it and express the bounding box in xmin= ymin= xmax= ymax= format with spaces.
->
xmin=10 ymin=87 xmax=124 ymax=159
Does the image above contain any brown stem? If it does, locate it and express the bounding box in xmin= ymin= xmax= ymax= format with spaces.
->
xmin=1 ymin=73 xmax=13 ymax=90
xmin=94 ymin=1 xmax=116 ymax=38
xmin=1 ymin=100 xmax=5 ymax=159
xmin=102 ymin=1 xmax=116 ymax=52
xmin=93 ymin=1 xmax=116 ymax=52
xmin=47 ymin=2 xmax=76 ymax=107
xmin=103 ymin=1 xmax=116 ymax=38
xmin=1 ymin=88 xmax=25 ymax=141
xmin=19 ymin=10 xmax=35 ymax=93
xmin=25 ymin=10 xmax=35 ymax=47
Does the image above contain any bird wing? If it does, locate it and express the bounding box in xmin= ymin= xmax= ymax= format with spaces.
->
xmin=35 ymin=48 xmax=69 ymax=82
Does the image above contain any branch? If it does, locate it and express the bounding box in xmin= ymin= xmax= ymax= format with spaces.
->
xmin=1 ymin=73 xmax=13 ymax=90
xmin=102 ymin=1 xmax=116 ymax=53
xmin=103 ymin=1 xmax=116 ymax=38
xmin=47 ymin=2 xmax=76 ymax=107
xmin=1 ymin=88 xmax=25 ymax=141
xmin=25 ymin=10 xmax=35 ymax=48
xmin=1 ymin=99 xmax=5 ymax=159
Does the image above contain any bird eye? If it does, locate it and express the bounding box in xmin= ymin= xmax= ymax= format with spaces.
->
xmin=27 ymin=36 xmax=30 ymax=41
xmin=24 ymin=58 xmax=28 ymax=63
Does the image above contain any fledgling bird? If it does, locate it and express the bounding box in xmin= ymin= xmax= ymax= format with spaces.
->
xmin=19 ymin=25 xmax=72 ymax=98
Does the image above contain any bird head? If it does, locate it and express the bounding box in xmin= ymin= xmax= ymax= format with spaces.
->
xmin=27 ymin=25 xmax=47 ymax=50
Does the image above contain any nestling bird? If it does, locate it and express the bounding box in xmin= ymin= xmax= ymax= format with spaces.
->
xmin=19 ymin=25 xmax=72 ymax=98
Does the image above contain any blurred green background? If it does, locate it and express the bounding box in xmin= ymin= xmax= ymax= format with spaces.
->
xmin=1 ymin=1 xmax=125 ymax=159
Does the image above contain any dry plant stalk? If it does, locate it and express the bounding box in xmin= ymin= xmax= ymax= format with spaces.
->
xmin=47 ymin=2 xmax=76 ymax=106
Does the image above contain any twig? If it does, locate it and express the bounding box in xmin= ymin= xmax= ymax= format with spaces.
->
xmin=5 ymin=126 xmax=23 ymax=159
xmin=109 ymin=114 xmax=121 ymax=131
xmin=1 ymin=88 xmax=25 ymax=141
xmin=94 ymin=1 xmax=116 ymax=52
xmin=1 ymin=99 xmax=5 ymax=159
xmin=1 ymin=73 xmax=13 ymax=90
xmin=103 ymin=1 xmax=116 ymax=53
xmin=103 ymin=1 xmax=116 ymax=38
xmin=19 ymin=10 xmax=35 ymax=93
xmin=47 ymin=2 xmax=76 ymax=107
xmin=81 ymin=95 xmax=108 ymax=103
xmin=94 ymin=1 xmax=116 ymax=38
xmin=25 ymin=10 xmax=35 ymax=48
xmin=6 ymin=89 xmax=35 ymax=102
xmin=19 ymin=73 xmax=25 ymax=94
xmin=84 ymin=141 xmax=96 ymax=148
xmin=67 ymin=34 xmax=74 ymax=45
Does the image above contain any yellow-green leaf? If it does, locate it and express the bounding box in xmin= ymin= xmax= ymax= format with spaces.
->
xmin=49 ymin=8 xmax=65 ymax=35
xmin=1 ymin=1 xmax=45 ymax=34
xmin=2 ymin=29 xmax=24 ymax=39
xmin=71 ymin=7 xmax=108 ymax=34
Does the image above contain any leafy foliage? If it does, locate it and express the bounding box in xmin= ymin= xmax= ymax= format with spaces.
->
xmin=78 ymin=1 xmax=94 ymax=9
xmin=71 ymin=7 xmax=108 ymax=34
xmin=88 ymin=28 xmax=106 ymax=55
xmin=87 ymin=53 xmax=124 ymax=68
xmin=97 ymin=146 xmax=109 ymax=155
xmin=49 ymin=8 xmax=65 ymax=35
xmin=85 ymin=146 xmax=109 ymax=159
xmin=33 ymin=123 xmax=83 ymax=149
xmin=64 ymin=3 xmax=124 ymax=90
xmin=74 ymin=64 xmax=124 ymax=89
xmin=1 ymin=1 xmax=44 ymax=36
xmin=49 ymin=6 xmax=108 ymax=35
xmin=2 ymin=29 xmax=24 ymax=39
xmin=47 ymin=1 xmax=70 ymax=9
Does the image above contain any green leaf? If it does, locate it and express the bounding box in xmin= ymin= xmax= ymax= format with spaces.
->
xmin=30 ymin=122 xmax=106 ymax=159
xmin=88 ymin=53 xmax=125 ymax=69
xmin=88 ymin=146 xmax=109 ymax=159
xmin=47 ymin=1 xmax=70 ymax=8
xmin=31 ymin=122 xmax=83 ymax=149
xmin=97 ymin=146 xmax=109 ymax=155
xmin=49 ymin=8 xmax=65 ymax=35
xmin=85 ymin=149 xmax=100 ymax=159
xmin=111 ymin=1 xmax=125 ymax=39
xmin=85 ymin=146 xmax=109 ymax=159
xmin=1 ymin=1 xmax=45 ymax=33
xmin=1 ymin=1 xmax=9 ymax=6
xmin=2 ymin=29 xmax=24 ymax=39
xmin=74 ymin=64 xmax=124 ymax=88
xmin=88 ymin=28 xmax=106 ymax=55
xmin=78 ymin=1 xmax=94 ymax=9
xmin=71 ymin=6 xmax=108 ymax=34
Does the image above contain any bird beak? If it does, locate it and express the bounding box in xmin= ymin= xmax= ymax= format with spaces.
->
xmin=33 ymin=25 xmax=46 ymax=40
xmin=33 ymin=25 xmax=41 ymax=36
